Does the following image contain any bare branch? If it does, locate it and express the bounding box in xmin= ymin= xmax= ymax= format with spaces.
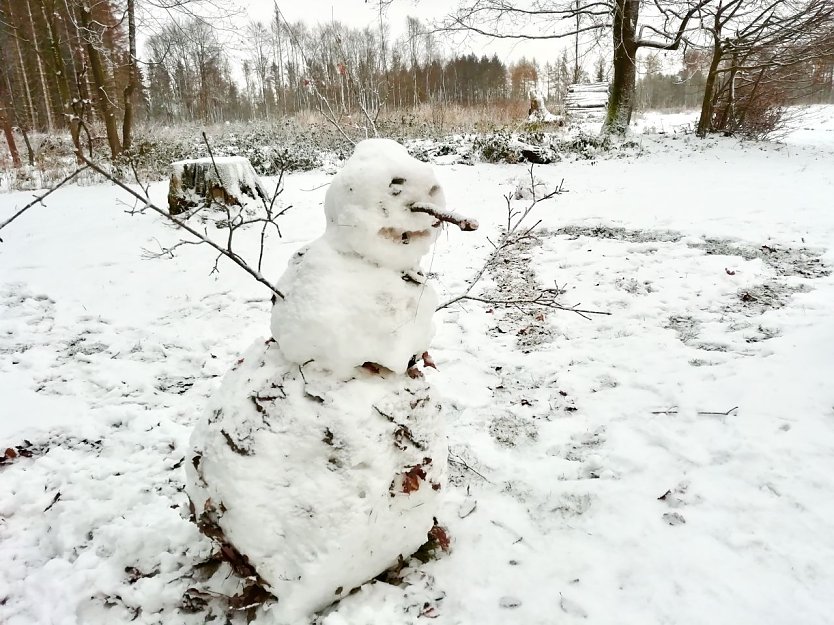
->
xmin=77 ymin=153 xmax=285 ymax=300
xmin=439 ymin=168 xmax=585 ymax=314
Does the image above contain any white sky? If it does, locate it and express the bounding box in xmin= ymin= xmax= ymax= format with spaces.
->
xmin=141 ymin=0 xmax=682 ymax=77
xmin=239 ymin=0 xmax=592 ymax=67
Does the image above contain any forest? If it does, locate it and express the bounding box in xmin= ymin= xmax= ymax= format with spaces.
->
xmin=1 ymin=0 xmax=833 ymax=167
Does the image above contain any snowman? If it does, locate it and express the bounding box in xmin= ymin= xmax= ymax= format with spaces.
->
xmin=186 ymin=139 xmax=477 ymax=623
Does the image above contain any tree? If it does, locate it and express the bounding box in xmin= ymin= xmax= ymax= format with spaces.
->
xmin=510 ymin=58 xmax=538 ymax=99
xmin=75 ymin=0 xmax=124 ymax=158
xmin=695 ymin=0 xmax=834 ymax=137
xmin=447 ymin=0 xmax=710 ymax=134
xmin=594 ymin=55 xmax=607 ymax=82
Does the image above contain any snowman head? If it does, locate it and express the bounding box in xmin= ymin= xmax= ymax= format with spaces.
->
xmin=323 ymin=139 xmax=445 ymax=270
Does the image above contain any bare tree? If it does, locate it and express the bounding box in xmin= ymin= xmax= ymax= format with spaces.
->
xmin=695 ymin=0 xmax=834 ymax=137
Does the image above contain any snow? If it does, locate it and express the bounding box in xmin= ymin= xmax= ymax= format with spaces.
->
xmin=2 ymin=108 xmax=834 ymax=625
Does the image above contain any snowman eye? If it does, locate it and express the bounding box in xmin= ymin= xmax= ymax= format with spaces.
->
xmin=389 ymin=177 xmax=405 ymax=196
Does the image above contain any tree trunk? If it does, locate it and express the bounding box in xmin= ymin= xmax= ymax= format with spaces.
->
xmin=0 ymin=103 xmax=21 ymax=168
xmin=697 ymin=42 xmax=724 ymax=137
xmin=7 ymin=0 xmax=37 ymax=131
xmin=76 ymin=3 xmax=122 ymax=158
xmin=603 ymin=0 xmax=639 ymax=134
xmin=37 ymin=0 xmax=81 ymax=157
xmin=25 ymin=0 xmax=55 ymax=132
xmin=122 ymin=0 xmax=137 ymax=151
xmin=19 ymin=123 xmax=34 ymax=166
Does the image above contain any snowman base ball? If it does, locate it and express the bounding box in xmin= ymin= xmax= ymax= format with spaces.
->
xmin=186 ymin=339 xmax=447 ymax=623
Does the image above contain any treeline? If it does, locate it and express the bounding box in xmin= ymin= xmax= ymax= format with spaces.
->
xmin=145 ymin=16 xmax=530 ymax=123
xmin=1 ymin=3 xmax=833 ymax=164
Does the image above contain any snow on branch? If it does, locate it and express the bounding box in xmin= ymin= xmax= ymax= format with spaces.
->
xmin=409 ymin=202 xmax=479 ymax=231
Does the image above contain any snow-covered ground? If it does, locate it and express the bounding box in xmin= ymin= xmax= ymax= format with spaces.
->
xmin=2 ymin=108 xmax=834 ymax=625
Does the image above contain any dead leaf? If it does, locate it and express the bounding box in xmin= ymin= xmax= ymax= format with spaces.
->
xmin=401 ymin=465 xmax=427 ymax=494
xmin=421 ymin=351 xmax=437 ymax=370
xmin=428 ymin=523 xmax=451 ymax=552
xmin=725 ymin=268 xmax=736 ymax=275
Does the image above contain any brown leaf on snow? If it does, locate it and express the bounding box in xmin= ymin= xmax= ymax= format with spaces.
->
xmin=725 ymin=268 xmax=736 ymax=275
xmin=421 ymin=351 xmax=437 ymax=370
xmin=401 ymin=465 xmax=427 ymax=494
xmin=428 ymin=523 xmax=451 ymax=552
xmin=4 ymin=447 xmax=16 ymax=459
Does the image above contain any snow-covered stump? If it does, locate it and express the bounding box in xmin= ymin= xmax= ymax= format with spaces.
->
xmin=185 ymin=139 xmax=478 ymax=623
xmin=528 ymin=89 xmax=563 ymax=125
xmin=167 ymin=156 xmax=270 ymax=215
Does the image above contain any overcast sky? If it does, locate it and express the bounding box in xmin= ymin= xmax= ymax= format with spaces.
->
xmin=236 ymin=0 xmax=598 ymax=67
xmin=140 ymin=1 xmax=680 ymax=75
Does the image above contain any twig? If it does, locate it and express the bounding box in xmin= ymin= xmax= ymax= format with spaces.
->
xmin=457 ymin=294 xmax=610 ymax=320
xmin=449 ymin=453 xmax=492 ymax=483
xmin=410 ymin=202 xmax=479 ymax=231
xmin=650 ymin=406 xmax=739 ymax=416
xmin=0 ymin=166 xmax=90 ymax=240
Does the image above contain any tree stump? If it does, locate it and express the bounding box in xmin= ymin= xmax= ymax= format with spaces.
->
xmin=528 ymin=89 xmax=563 ymax=124
xmin=167 ymin=156 xmax=270 ymax=215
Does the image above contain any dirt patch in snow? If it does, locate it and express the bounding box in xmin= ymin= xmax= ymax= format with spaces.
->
xmin=732 ymin=281 xmax=811 ymax=315
xmin=484 ymin=235 xmax=556 ymax=351
xmin=553 ymin=225 xmax=683 ymax=243
xmin=691 ymin=238 xmax=830 ymax=278
xmin=665 ymin=315 xmax=701 ymax=345
xmin=488 ymin=412 xmax=538 ymax=447
xmin=553 ymin=226 xmax=830 ymax=279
